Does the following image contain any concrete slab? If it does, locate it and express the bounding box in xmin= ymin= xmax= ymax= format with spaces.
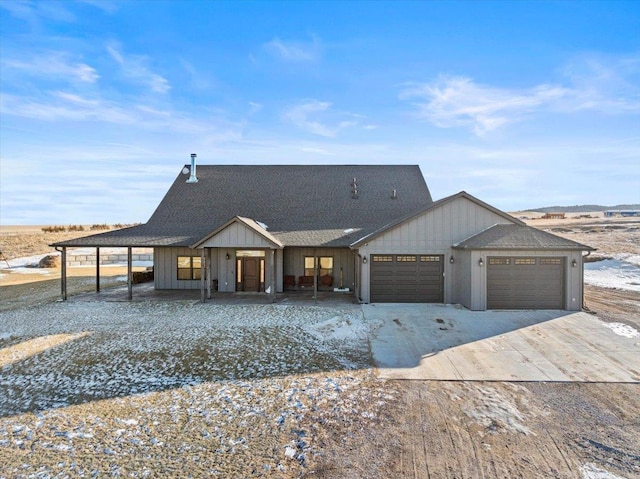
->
xmin=365 ymin=304 xmax=640 ymax=382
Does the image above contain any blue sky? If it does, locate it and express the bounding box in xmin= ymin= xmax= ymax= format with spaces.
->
xmin=1 ymin=0 xmax=639 ymax=225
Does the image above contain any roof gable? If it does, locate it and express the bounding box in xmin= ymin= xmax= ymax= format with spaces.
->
xmin=192 ymin=216 xmax=284 ymax=249
xmin=350 ymin=191 xmax=522 ymax=248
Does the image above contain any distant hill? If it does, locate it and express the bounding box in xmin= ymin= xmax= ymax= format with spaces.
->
xmin=527 ymin=204 xmax=640 ymax=213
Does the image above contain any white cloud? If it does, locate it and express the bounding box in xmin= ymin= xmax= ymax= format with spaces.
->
xmin=106 ymin=42 xmax=171 ymax=94
xmin=399 ymin=75 xmax=570 ymax=136
xmin=248 ymin=102 xmax=263 ymax=116
xmin=2 ymin=52 xmax=99 ymax=83
xmin=283 ymin=100 xmax=372 ymax=137
xmin=400 ymin=57 xmax=640 ymax=136
xmin=263 ymin=36 xmax=319 ymax=62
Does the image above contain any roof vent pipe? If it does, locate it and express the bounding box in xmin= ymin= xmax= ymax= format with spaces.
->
xmin=186 ymin=153 xmax=198 ymax=183
xmin=391 ymin=189 xmax=397 ymax=199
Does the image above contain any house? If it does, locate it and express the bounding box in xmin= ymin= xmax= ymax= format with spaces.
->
xmin=541 ymin=212 xmax=565 ymax=219
xmin=52 ymin=160 xmax=594 ymax=310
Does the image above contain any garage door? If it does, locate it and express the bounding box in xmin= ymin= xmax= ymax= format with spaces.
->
xmin=487 ymin=257 xmax=564 ymax=309
xmin=370 ymin=254 xmax=444 ymax=303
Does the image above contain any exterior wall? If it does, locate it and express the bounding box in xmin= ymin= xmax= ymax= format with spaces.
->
xmin=466 ymin=250 xmax=584 ymax=311
xmin=453 ymin=249 xmax=472 ymax=307
xmin=357 ymin=196 xmax=515 ymax=303
xmin=283 ymin=247 xmax=355 ymax=290
xmin=154 ymin=247 xmax=202 ymax=290
xmin=199 ymin=222 xmax=276 ymax=248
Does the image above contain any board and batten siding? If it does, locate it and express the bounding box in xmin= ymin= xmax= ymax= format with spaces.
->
xmin=283 ymin=247 xmax=355 ymax=290
xmin=467 ymin=250 xmax=583 ymax=311
xmin=357 ymin=196 xmax=516 ymax=303
xmin=154 ymin=247 xmax=204 ymax=290
xmin=198 ymin=221 xmax=276 ymax=249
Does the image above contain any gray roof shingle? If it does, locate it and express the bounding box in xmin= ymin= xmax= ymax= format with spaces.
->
xmin=453 ymin=224 xmax=595 ymax=251
xmin=53 ymin=164 xmax=432 ymax=248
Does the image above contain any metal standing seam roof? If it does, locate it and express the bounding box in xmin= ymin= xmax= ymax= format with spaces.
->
xmin=453 ymin=224 xmax=596 ymax=251
xmin=51 ymin=164 xmax=433 ymax=248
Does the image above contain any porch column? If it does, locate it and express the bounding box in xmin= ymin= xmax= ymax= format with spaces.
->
xmin=206 ymin=248 xmax=212 ymax=299
xmin=61 ymin=247 xmax=67 ymax=301
xmin=96 ymin=247 xmax=100 ymax=292
xmin=200 ymin=248 xmax=206 ymax=303
xmin=127 ymin=247 xmax=132 ymax=300
xmin=270 ymin=249 xmax=276 ymax=303
xmin=313 ymin=249 xmax=318 ymax=300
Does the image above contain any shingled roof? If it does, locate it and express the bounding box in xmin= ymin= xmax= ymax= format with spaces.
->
xmin=52 ymin=164 xmax=432 ymax=248
xmin=453 ymin=224 xmax=595 ymax=251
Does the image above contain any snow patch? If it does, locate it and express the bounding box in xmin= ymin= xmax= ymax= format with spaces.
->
xmin=584 ymin=254 xmax=640 ymax=292
xmin=603 ymin=322 xmax=639 ymax=339
xmin=580 ymin=463 xmax=628 ymax=479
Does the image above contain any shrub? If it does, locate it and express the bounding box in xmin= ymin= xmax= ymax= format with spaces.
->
xmin=67 ymin=225 xmax=85 ymax=232
xmin=90 ymin=224 xmax=110 ymax=231
xmin=42 ymin=225 xmax=66 ymax=233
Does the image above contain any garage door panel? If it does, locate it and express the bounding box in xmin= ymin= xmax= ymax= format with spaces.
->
xmin=370 ymin=254 xmax=443 ymax=303
xmin=487 ymin=257 xmax=564 ymax=309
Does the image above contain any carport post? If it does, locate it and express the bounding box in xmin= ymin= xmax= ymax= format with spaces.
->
xmin=96 ymin=247 xmax=100 ymax=292
xmin=61 ymin=247 xmax=67 ymax=301
xmin=127 ymin=247 xmax=132 ymax=300
xmin=313 ymin=250 xmax=318 ymax=300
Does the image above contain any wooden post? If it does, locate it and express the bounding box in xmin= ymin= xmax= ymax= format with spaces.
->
xmin=200 ymin=248 xmax=206 ymax=303
xmin=127 ymin=247 xmax=132 ymax=300
xmin=206 ymin=248 xmax=212 ymax=299
xmin=313 ymin=250 xmax=318 ymax=300
xmin=96 ymin=247 xmax=100 ymax=292
xmin=61 ymin=247 xmax=67 ymax=301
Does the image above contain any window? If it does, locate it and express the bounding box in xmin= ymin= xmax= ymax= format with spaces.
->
xmin=177 ymin=256 xmax=201 ymax=280
xmin=372 ymin=255 xmax=393 ymax=262
xmin=420 ymin=255 xmax=440 ymax=262
xmin=540 ymin=258 xmax=562 ymax=265
xmin=515 ymin=258 xmax=536 ymax=265
xmin=397 ymin=255 xmax=417 ymax=262
xmin=304 ymin=256 xmax=333 ymax=277
xmin=489 ymin=258 xmax=510 ymax=265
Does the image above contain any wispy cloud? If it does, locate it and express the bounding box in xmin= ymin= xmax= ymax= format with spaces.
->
xmin=2 ymin=52 xmax=99 ymax=84
xmin=106 ymin=42 xmax=171 ymax=94
xmin=0 ymin=0 xmax=77 ymax=23
xmin=283 ymin=100 xmax=369 ymax=137
xmin=400 ymin=57 xmax=640 ymax=136
xmin=399 ymin=76 xmax=568 ymax=136
xmin=263 ymin=36 xmax=320 ymax=62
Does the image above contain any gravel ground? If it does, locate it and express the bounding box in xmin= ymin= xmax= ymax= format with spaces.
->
xmin=0 ymin=302 xmax=397 ymax=478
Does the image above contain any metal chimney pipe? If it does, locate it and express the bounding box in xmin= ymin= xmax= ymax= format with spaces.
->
xmin=187 ymin=153 xmax=198 ymax=183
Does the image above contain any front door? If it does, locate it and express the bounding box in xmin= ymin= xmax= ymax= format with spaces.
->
xmin=243 ymin=257 xmax=260 ymax=292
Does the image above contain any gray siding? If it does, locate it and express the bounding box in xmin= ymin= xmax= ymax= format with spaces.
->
xmin=358 ymin=196 xmax=515 ymax=303
xmin=154 ymin=247 xmax=201 ymax=290
xmin=199 ymin=222 xmax=276 ymax=248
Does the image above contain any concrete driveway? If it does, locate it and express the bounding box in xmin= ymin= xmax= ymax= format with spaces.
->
xmin=365 ymin=304 xmax=640 ymax=382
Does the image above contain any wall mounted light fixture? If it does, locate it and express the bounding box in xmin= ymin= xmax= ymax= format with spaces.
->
xmin=363 ymin=257 xmax=368 ymax=264
xmin=449 ymin=255 xmax=455 ymax=264
xmin=478 ymin=258 xmax=484 ymax=267
xmin=572 ymin=259 xmax=577 ymax=267
xmin=226 ymin=253 xmax=230 ymax=260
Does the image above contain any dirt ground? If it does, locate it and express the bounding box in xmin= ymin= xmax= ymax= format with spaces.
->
xmin=1 ymin=217 xmax=639 ymax=478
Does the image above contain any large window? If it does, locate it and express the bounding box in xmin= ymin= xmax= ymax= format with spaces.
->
xmin=177 ymin=256 xmax=201 ymax=280
xmin=304 ymin=256 xmax=333 ymax=277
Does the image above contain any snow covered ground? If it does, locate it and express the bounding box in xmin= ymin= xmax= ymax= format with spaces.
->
xmin=584 ymin=253 xmax=640 ymax=292
xmin=0 ymin=301 xmax=392 ymax=476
